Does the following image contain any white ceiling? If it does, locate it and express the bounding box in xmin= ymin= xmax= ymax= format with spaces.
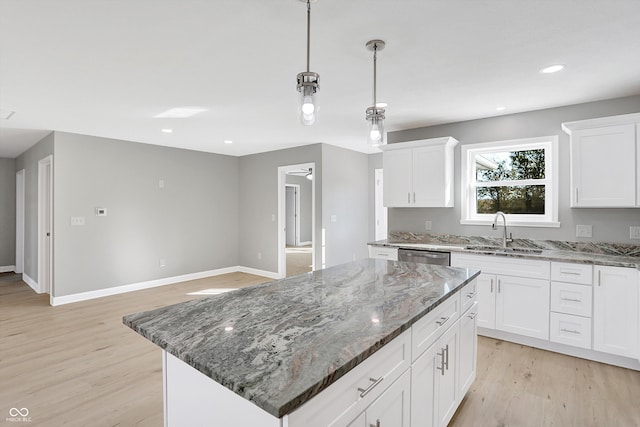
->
xmin=1 ymin=0 xmax=640 ymax=159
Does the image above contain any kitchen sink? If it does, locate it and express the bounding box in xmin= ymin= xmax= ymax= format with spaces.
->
xmin=464 ymin=245 xmax=543 ymax=255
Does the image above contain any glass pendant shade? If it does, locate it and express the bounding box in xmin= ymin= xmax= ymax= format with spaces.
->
xmin=297 ymin=72 xmax=319 ymax=126
xmin=366 ymin=106 xmax=385 ymax=146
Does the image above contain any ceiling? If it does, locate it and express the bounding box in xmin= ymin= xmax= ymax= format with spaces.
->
xmin=1 ymin=0 xmax=640 ymax=159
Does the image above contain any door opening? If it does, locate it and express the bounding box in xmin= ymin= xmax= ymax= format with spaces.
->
xmin=374 ymin=168 xmax=388 ymax=241
xmin=16 ymin=169 xmax=25 ymax=274
xmin=38 ymin=155 xmax=53 ymax=297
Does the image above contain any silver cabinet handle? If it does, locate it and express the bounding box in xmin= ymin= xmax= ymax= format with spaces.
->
xmin=436 ymin=349 xmax=445 ymax=376
xmin=490 ymin=279 xmax=494 ymax=293
xmin=498 ymin=279 xmax=501 ymax=293
xmin=561 ymin=328 xmax=581 ymax=335
xmin=358 ymin=377 xmax=383 ymax=397
xmin=597 ymin=270 xmax=601 ymax=286
xmin=413 ymin=192 xmax=416 ymax=203
xmin=369 ymin=421 xmax=381 ymax=427
xmin=436 ymin=316 xmax=449 ymax=326
xmin=377 ymin=253 xmax=389 ymax=257
xmin=444 ymin=344 xmax=449 ymax=370
xmin=575 ymin=187 xmax=579 ymax=204
xmin=407 ymin=192 xmax=411 ymax=203
xmin=466 ymin=292 xmax=476 ymax=299
xmin=560 ymin=270 xmax=580 ymax=276
xmin=560 ymin=297 xmax=581 ymax=303
xmin=468 ymin=312 xmax=477 ymax=319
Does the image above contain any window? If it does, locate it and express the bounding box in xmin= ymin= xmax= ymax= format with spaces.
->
xmin=460 ymin=136 xmax=559 ymax=227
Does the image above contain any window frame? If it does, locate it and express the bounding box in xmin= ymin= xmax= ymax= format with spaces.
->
xmin=460 ymin=135 xmax=560 ymax=227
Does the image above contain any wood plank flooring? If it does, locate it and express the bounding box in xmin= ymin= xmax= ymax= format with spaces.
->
xmin=2 ymin=275 xmax=639 ymax=426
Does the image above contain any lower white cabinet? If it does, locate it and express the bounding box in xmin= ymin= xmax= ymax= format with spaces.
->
xmin=496 ymin=275 xmax=550 ymax=340
xmin=458 ymin=303 xmax=478 ymax=398
xmin=475 ymin=273 xmax=496 ymax=329
xmin=349 ymin=370 xmax=412 ymax=427
xmin=593 ymin=266 xmax=639 ymax=358
xmin=369 ymin=245 xmax=399 ymax=261
xmin=550 ymin=312 xmax=592 ymax=349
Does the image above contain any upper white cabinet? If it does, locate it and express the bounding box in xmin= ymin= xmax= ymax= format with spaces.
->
xmin=381 ymin=137 xmax=459 ymax=208
xmin=562 ymin=113 xmax=640 ymax=208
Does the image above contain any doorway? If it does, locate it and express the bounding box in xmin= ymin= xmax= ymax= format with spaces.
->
xmin=15 ymin=169 xmax=25 ymax=274
xmin=38 ymin=155 xmax=53 ymax=296
xmin=278 ymin=163 xmax=315 ymax=278
xmin=374 ymin=168 xmax=388 ymax=240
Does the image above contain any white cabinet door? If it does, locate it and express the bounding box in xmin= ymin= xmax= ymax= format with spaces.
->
xmin=593 ymin=266 xmax=639 ymax=358
xmin=571 ymin=124 xmax=636 ymax=207
xmin=347 ymin=412 xmax=366 ymax=427
xmin=458 ymin=303 xmax=478 ymax=399
xmin=476 ymin=273 xmax=496 ymax=330
xmin=411 ymin=341 xmax=438 ymax=427
xmin=366 ymin=370 xmax=411 ymax=427
xmin=383 ymin=149 xmax=413 ymax=207
xmin=495 ymin=276 xmax=550 ymax=340
xmin=436 ymin=322 xmax=459 ymax=427
xmin=412 ymin=145 xmax=452 ymax=207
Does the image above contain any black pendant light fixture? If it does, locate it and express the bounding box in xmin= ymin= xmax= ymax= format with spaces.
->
xmin=296 ymin=0 xmax=319 ymax=126
xmin=365 ymin=39 xmax=386 ymax=146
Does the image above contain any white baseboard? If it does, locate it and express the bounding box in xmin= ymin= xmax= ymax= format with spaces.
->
xmin=236 ymin=266 xmax=282 ymax=280
xmin=50 ymin=265 xmax=280 ymax=306
xmin=22 ymin=273 xmax=40 ymax=293
xmin=0 ymin=265 xmax=16 ymax=273
xmin=298 ymin=241 xmax=312 ymax=247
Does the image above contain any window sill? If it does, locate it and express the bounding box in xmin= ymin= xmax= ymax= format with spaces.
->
xmin=460 ymin=219 xmax=561 ymax=228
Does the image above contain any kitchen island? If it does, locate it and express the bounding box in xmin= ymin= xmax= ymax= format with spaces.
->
xmin=124 ymin=259 xmax=480 ymax=427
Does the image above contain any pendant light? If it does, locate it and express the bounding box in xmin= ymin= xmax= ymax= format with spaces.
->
xmin=365 ymin=39 xmax=386 ymax=146
xmin=296 ymin=0 xmax=319 ymax=126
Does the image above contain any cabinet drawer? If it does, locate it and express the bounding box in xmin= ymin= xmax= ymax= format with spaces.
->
xmin=287 ymin=330 xmax=411 ymax=427
xmin=550 ymin=312 xmax=592 ymax=350
xmin=551 ymin=262 xmax=593 ymax=285
xmin=460 ymin=280 xmax=478 ymax=314
xmin=451 ymin=253 xmax=550 ymax=280
xmin=412 ymin=293 xmax=459 ymax=362
xmin=550 ymin=282 xmax=593 ymax=317
xmin=368 ymin=246 xmax=399 ymax=261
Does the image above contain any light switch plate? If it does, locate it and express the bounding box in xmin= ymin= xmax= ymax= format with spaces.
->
xmin=330 ymin=215 xmax=337 ymax=223
xmin=576 ymin=224 xmax=592 ymax=238
xmin=70 ymin=216 xmax=85 ymax=226
xmin=425 ymin=221 xmax=432 ymax=231
xmin=630 ymin=226 xmax=640 ymax=239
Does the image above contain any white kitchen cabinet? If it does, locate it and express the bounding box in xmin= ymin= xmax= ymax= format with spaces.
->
xmin=562 ymin=113 xmax=640 ymax=208
xmin=411 ymin=319 xmax=460 ymax=427
xmin=451 ymin=253 xmax=550 ymax=340
xmin=380 ymin=137 xmax=458 ymax=208
xmin=368 ymin=245 xmax=399 ymax=261
xmin=458 ymin=302 xmax=478 ymax=399
xmin=364 ymin=369 xmax=411 ymax=427
xmin=593 ymin=266 xmax=639 ymax=358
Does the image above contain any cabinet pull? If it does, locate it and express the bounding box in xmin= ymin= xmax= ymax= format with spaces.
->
xmin=560 ymin=328 xmax=581 ymax=335
xmin=597 ymin=270 xmax=601 ymax=286
xmin=466 ymin=292 xmax=476 ymax=299
xmin=468 ymin=312 xmax=477 ymax=319
xmin=357 ymin=377 xmax=384 ymax=397
xmin=498 ymin=279 xmax=501 ymax=293
xmin=560 ymin=270 xmax=580 ymax=276
xmin=369 ymin=421 xmax=381 ymax=427
xmin=560 ymin=297 xmax=581 ymax=303
xmin=444 ymin=344 xmax=450 ymax=370
xmin=413 ymin=192 xmax=416 ymax=203
xmin=436 ymin=316 xmax=449 ymax=326
xmin=575 ymin=188 xmax=578 ymax=204
xmin=407 ymin=192 xmax=411 ymax=203
xmin=436 ymin=349 xmax=446 ymax=376
xmin=377 ymin=253 xmax=389 ymax=257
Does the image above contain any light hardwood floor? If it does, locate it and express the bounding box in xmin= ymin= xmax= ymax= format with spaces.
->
xmin=2 ymin=275 xmax=639 ymax=426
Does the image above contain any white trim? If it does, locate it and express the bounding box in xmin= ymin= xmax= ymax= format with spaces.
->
xmin=236 ymin=266 xmax=281 ymax=280
xmin=15 ymin=169 xmax=25 ymax=274
xmin=23 ymin=273 xmax=40 ymax=293
xmin=52 ymin=266 xmax=236 ymax=306
xmin=0 ymin=265 xmax=16 ymax=273
xmin=285 ymin=184 xmax=301 ymax=246
xmin=460 ymin=136 xmax=559 ymax=226
xmin=163 ymin=351 xmax=169 ymax=427
xmin=298 ymin=241 xmax=312 ymax=246
xmin=562 ymin=112 xmax=640 ymax=135
xmin=38 ymin=155 xmax=53 ymax=296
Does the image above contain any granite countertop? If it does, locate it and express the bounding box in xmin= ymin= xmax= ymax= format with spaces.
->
xmin=370 ymin=232 xmax=640 ymax=270
xmin=123 ymin=259 xmax=480 ymax=418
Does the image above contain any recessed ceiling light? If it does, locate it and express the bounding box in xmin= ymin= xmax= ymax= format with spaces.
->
xmin=223 ymin=140 xmax=233 ymax=144
xmin=154 ymin=107 xmax=208 ymax=118
xmin=496 ymin=106 xmax=506 ymax=111
xmin=540 ymin=64 xmax=565 ymax=74
xmin=0 ymin=109 xmax=15 ymax=120
xmin=161 ymin=129 xmax=173 ymax=133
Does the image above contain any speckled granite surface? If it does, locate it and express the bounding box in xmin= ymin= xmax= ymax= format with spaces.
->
xmin=370 ymin=232 xmax=640 ymax=270
xmin=123 ymin=259 xmax=480 ymax=418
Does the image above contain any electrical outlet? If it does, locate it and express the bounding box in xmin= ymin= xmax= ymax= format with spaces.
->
xmin=257 ymin=252 xmax=262 ymax=260
xmin=159 ymin=179 xmax=165 ymax=189
xmin=271 ymin=214 xmax=276 ymax=222
xmin=630 ymin=226 xmax=640 ymax=239
xmin=576 ymin=224 xmax=592 ymax=238
xmin=159 ymin=258 xmax=166 ymax=268
xmin=70 ymin=216 xmax=85 ymax=226
xmin=425 ymin=221 xmax=432 ymax=231
xmin=331 ymin=215 xmax=337 ymax=223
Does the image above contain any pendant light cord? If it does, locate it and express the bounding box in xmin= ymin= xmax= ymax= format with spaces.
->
xmin=306 ymin=0 xmax=311 ymax=72
xmin=372 ymin=44 xmax=377 ymax=107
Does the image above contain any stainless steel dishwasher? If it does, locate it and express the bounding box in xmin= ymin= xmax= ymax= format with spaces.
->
xmin=398 ymin=248 xmax=451 ymax=266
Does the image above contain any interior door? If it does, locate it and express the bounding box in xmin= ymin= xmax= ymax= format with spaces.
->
xmin=285 ymin=186 xmax=297 ymax=246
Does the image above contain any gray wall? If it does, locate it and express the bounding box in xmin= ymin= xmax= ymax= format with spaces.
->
xmin=386 ymin=95 xmax=640 ymax=243
xmin=285 ymin=174 xmax=313 ymax=244
xmin=239 ymin=144 xmax=323 ymax=273
xmin=53 ymin=132 xmax=240 ymax=296
xmin=15 ymin=133 xmax=55 ymax=282
xmin=0 ymin=157 xmax=16 ymax=267
xmin=321 ymin=144 xmax=370 ymax=267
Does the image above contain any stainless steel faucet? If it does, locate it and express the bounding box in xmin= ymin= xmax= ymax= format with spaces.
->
xmin=492 ymin=211 xmax=513 ymax=248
